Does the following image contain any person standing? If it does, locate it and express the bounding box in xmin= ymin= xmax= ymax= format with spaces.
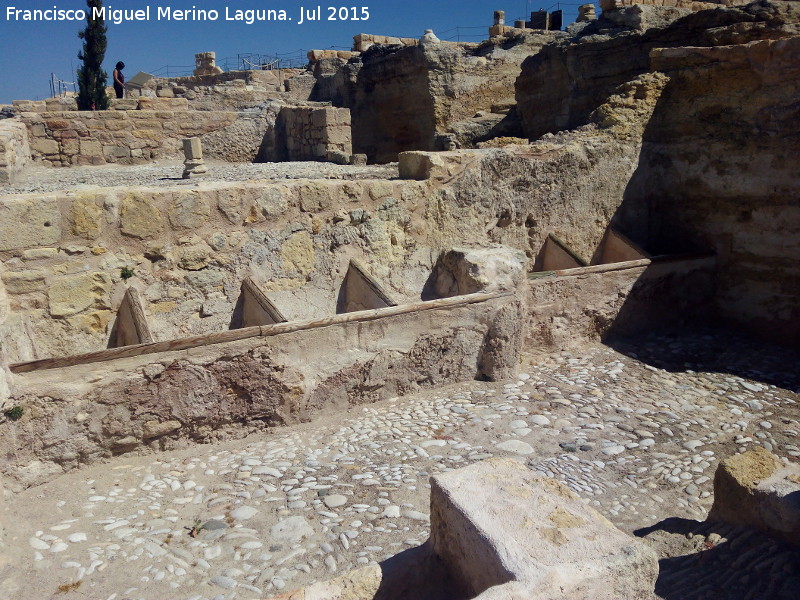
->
xmin=112 ymin=61 xmax=126 ymax=98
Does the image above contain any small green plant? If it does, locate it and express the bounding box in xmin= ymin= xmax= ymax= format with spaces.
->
xmin=120 ymin=266 xmax=135 ymax=280
xmin=4 ymin=406 xmax=23 ymax=421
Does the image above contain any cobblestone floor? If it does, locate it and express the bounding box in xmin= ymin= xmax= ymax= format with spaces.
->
xmin=1 ymin=329 xmax=798 ymax=599
xmin=3 ymin=161 xmax=399 ymax=195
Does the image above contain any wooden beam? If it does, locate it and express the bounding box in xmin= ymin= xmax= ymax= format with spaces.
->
xmin=10 ymin=290 xmax=513 ymax=374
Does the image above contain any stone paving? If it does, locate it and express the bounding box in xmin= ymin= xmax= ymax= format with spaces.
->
xmin=1 ymin=330 xmax=799 ymax=599
xmin=3 ymin=161 xmax=399 ymax=195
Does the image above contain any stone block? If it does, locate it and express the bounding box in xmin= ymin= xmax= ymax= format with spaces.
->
xmin=0 ymin=198 xmax=61 ymax=251
xmin=143 ymin=420 xmax=182 ymax=439
xmin=708 ymin=447 xmax=800 ymax=547
xmin=48 ymin=272 xmax=111 ymax=317
xmin=178 ymin=243 xmax=212 ymax=271
xmin=21 ymin=248 xmax=59 ymax=260
xmin=137 ymin=97 xmax=190 ymax=111
xmin=169 ymin=193 xmax=210 ymax=229
xmin=266 ymin=562 xmax=381 ymax=600
xmin=70 ymin=197 xmax=104 ymax=239
xmin=299 ymin=183 xmax=336 ymax=212
xmin=398 ymin=151 xmax=446 ymax=180
xmin=430 ymin=457 xmax=659 ymax=599
xmin=433 ymin=246 xmax=527 ymax=297
xmin=1 ymin=270 xmax=46 ymax=294
xmin=31 ymin=138 xmax=59 ymax=155
xmin=120 ymin=195 xmax=164 ymax=239
xmin=281 ymin=231 xmax=315 ymax=275
xmin=182 ymin=137 xmax=203 ymax=160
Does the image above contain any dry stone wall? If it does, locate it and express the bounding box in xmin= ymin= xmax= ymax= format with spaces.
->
xmin=0 ymin=120 xmax=30 ymax=183
xmin=0 ymin=177 xmax=429 ymax=362
xmin=276 ymin=106 xmax=352 ymax=162
xmin=18 ymin=109 xmax=268 ymax=166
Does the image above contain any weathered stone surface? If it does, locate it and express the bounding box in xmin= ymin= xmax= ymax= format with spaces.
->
xmin=169 ymin=193 xmax=210 ymax=229
xmin=299 ymin=182 xmax=336 ymax=212
xmin=322 ymin=32 xmax=561 ymax=161
xmin=0 ymin=198 xmax=61 ymax=251
xmin=516 ymin=1 xmax=799 ymax=139
xmin=142 ymin=420 xmax=182 ymax=439
xmin=708 ymin=448 xmax=800 ymax=547
xmin=178 ymin=243 xmax=212 ymax=271
xmin=70 ymin=197 xmax=104 ymax=239
xmin=0 ymin=119 xmax=31 ymax=183
xmin=120 ymin=195 xmax=164 ymax=239
xmin=398 ymin=151 xmax=446 ymax=180
xmin=431 ymin=246 xmax=527 ymax=297
xmin=281 ymin=231 xmax=315 ymax=275
xmin=270 ymin=516 xmax=314 ymax=544
xmin=48 ymin=272 xmax=111 ymax=317
xmin=430 ymin=457 xmax=659 ymax=599
xmin=620 ymin=34 xmax=800 ymax=345
xmin=1 ymin=270 xmax=46 ymax=294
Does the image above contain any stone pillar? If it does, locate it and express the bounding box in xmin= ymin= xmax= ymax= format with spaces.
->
xmin=193 ymin=52 xmax=223 ymax=77
xmin=514 ymin=20 xmax=527 ymax=28
xmin=493 ymin=10 xmax=505 ymax=26
xmin=419 ymin=29 xmax=440 ymax=46
xmin=578 ymin=4 xmax=598 ymax=21
xmin=182 ymin=137 xmax=208 ymax=179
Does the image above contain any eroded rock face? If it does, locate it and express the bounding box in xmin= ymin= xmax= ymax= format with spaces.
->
xmin=620 ymin=35 xmax=800 ymax=344
xmin=324 ymin=32 xmax=561 ymax=161
xmin=516 ymin=1 xmax=800 ymax=139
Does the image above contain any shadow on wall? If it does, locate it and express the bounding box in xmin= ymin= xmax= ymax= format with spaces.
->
xmin=610 ymin=39 xmax=800 ymax=347
xmin=350 ymin=46 xmax=438 ymax=163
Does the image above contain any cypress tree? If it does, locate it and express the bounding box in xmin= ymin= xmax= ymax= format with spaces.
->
xmin=76 ymin=0 xmax=109 ymax=110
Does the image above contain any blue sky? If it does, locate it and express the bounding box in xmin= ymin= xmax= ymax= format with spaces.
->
xmin=0 ymin=1 xmax=580 ymax=104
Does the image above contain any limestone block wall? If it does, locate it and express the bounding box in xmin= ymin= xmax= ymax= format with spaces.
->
xmin=352 ymin=34 xmax=420 ymax=52
xmin=18 ymin=109 xmax=268 ymax=166
xmin=0 ymin=177 xmax=432 ymax=363
xmin=276 ymin=106 xmax=352 ymax=161
xmin=0 ymin=120 xmax=30 ymax=183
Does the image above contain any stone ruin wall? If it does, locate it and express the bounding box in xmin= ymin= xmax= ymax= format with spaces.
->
xmin=0 ymin=177 xmax=430 ymax=363
xmin=14 ymin=101 xmax=353 ymax=166
xmin=17 ymin=107 xmax=260 ymax=166
xmin=0 ymin=120 xmax=30 ymax=183
xmin=622 ymin=37 xmax=800 ymax=345
xmin=321 ymin=31 xmax=562 ymax=162
xmin=513 ymin=0 xmax=800 ymax=344
xmin=276 ymin=106 xmax=352 ymax=162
